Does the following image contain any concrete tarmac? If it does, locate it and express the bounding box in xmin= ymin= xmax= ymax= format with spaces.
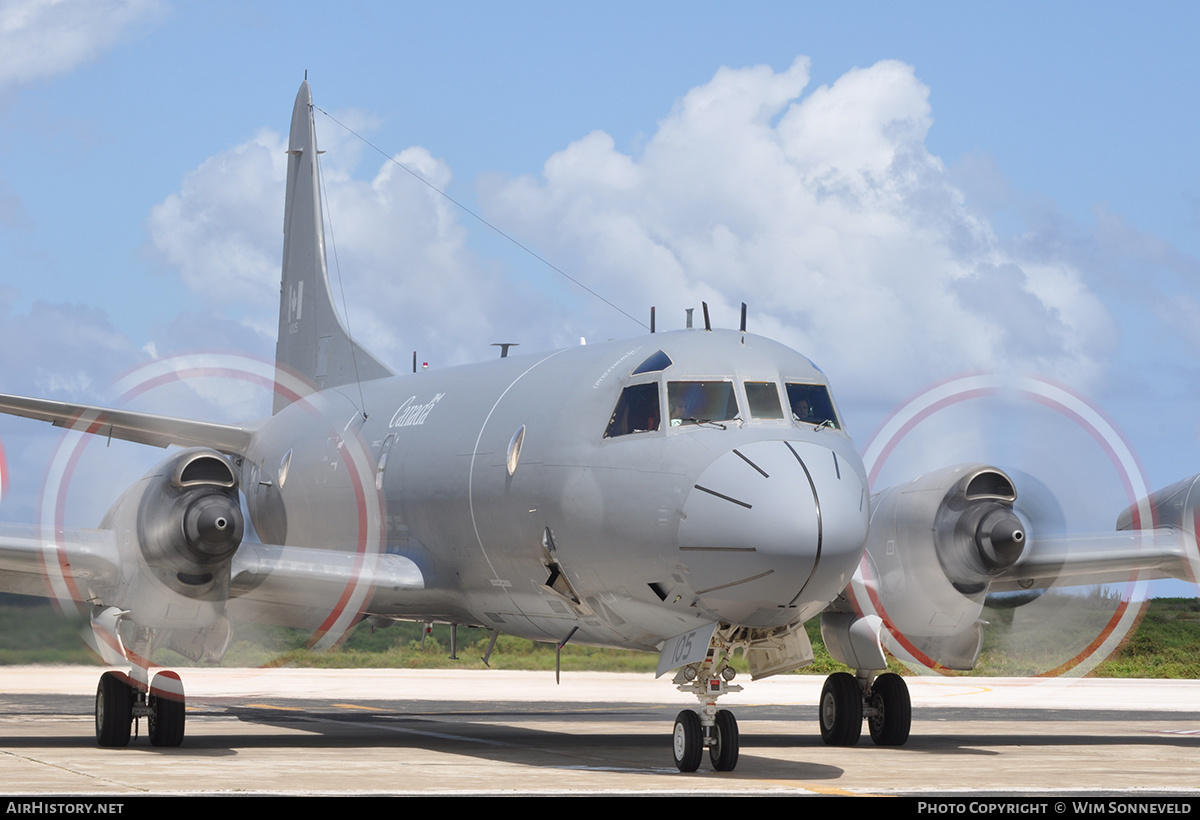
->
xmin=1 ymin=666 xmax=1198 ymax=796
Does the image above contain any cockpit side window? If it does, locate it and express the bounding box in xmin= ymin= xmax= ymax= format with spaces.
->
xmin=786 ymin=383 xmax=840 ymax=429
xmin=604 ymin=382 xmax=661 ymax=438
xmin=745 ymin=381 xmax=784 ymax=419
xmin=668 ymin=381 xmax=739 ymax=426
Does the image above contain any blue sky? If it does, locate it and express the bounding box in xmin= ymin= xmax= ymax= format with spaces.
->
xmin=0 ymin=0 xmax=1198 ymax=602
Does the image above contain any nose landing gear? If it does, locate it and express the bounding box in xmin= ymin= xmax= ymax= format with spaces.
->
xmin=671 ymin=705 xmax=740 ymax=773
xmin=672 ymin=654 xmax=742 ymax=772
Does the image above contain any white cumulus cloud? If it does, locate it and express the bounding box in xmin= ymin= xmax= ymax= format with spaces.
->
xmin=481 ymin=58 xmax=1116 ymax=403
xmin=146 ymin=114 xmax=549 ymax=371
xmin=147 ymin=57 xmax=1148 ymax=417
xmin=0 ymin=0 xmax=161 ymax=85
xmin=147 ymin=128 xmax=288 ymax=315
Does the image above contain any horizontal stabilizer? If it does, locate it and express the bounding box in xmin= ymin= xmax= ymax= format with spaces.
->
xmin=0 ymin=393 xmax=258 ymax=455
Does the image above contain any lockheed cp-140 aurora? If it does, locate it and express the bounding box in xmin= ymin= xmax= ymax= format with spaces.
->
xmin=0 ymin=82 xmax=1195 ymax=772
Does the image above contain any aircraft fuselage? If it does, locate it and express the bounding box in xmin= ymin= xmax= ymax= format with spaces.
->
xmin=241 ymin=328 xmax=870 ymax=651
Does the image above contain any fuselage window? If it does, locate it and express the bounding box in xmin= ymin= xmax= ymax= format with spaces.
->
xmin=668 ymin=381 xmax=739 ymax=426
xmin=604 ymin=382 xmax=661 ymax=438
xmin=787 ymin=383 xmax=840 ymax=429
xmin=745 ymin=381 xmax=784 ymax=419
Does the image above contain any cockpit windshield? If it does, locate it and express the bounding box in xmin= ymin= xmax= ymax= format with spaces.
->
xmin=744 ymin=381 xmax=784 ymax=419
xmin=668 ymin=381 xmax=739 ymax=426
xmin=786 ymin=383 xmax=840 ymax=429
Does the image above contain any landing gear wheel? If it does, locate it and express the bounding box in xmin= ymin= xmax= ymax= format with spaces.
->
xmin=672 ymin=709 xmax=703 ymax=772
xmin=709 ymin=708 xmax=739 ymax=771
xmin=867 ymin=672 xmax=911 ymax=746
xmin=819 ymin=671 xmax=862 ymax=746
xmin=148 ymin=671 xmax=186 ymax=747
xmin=95 ymin=671 xmax=133 ymax=747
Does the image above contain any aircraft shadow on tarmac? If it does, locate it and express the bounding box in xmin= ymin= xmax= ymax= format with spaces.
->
xmin=161 ymin=703 xmax=1200 ymax=769
xmin=2 ymin=696 xmax=1195 ymax=782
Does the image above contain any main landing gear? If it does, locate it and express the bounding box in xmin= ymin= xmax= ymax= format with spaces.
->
xmin=671 ymin=653 xmax=742 ymax=772
xmin=818 ymin=670 xmax=910 ymax=747
xmin=95 ymin=669 xmax=186 ymax=748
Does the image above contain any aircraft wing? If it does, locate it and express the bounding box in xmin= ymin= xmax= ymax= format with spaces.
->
xmin=996 ymin=472 xmax=1200 ymax=590
xmin=990 ymin=528 xmax=1196 ymax=592
xmin=0 ymin=392 xmax=258 ymax=455
xmin=828 ymin=464 xmax=1200 ymax=674
xmin=228 ymin=543 xmax=426 ymax=629
xmin=0 ymin=515 xmax=424 ymax=636
xmin=0 ymin=391 xmax=430 ymax=648
xmin=0 ymin=522 xmax=119 ymax=601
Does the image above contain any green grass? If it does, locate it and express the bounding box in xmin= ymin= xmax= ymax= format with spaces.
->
xmin=0 ymin=596 xmax=94 ymax=665
xmin=154 ymin=615 xmax=911 ymax=674
xmin=1089 ymin=597 xmax=1200 ymax=678
xmin=968 ymin=594 xmax=1200 ymax=678
xmin=1 ymin=592 xmax=1195 ymax=677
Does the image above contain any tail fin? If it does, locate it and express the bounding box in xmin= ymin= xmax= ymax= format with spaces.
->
xmin=274 ymin=81 xmax=393 ymax=414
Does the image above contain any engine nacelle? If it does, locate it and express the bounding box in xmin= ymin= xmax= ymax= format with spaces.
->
xmin=861 ymin=463 xmax=1025 ymax=668
xmin=1117 ymin=472 xmax=1200 ymax=532
xmin=99 ymin=448 xmax=244 ymax=630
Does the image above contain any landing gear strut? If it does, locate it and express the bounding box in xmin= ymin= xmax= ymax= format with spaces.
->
xmin=819 ymin=670 xmax=910 ymax=747
xmin=672 ymin=648 xmax=742 ymax=772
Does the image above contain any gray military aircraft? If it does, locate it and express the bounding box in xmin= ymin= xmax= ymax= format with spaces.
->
xmin=0 ymin=82 xmax=1196 ymax=771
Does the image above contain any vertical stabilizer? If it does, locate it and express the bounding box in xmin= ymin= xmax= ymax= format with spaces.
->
xmin=274 ymin=81 xmax=393 ymax=414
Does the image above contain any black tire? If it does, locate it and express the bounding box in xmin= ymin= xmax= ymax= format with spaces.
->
xmin=819 ymin=672 xmax=862 ymax=746
xmin=148 ymin=671 xmax=186 ymax=747
xmin=672 ymin=709 xmax=702 ymax=772
xmin=709 ymin=709 xmax=739 ymax=771
xmin=95 ymin=671 xmax=133 ymax=747
xmin=867 ymin=672 xmax=911 ymax=746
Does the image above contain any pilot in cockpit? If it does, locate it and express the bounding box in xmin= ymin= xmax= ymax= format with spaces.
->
xmin=670 ymin=383 xmax=703 ymax=426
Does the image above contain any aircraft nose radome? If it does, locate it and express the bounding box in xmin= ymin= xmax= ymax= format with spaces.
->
xmin=677 ymin=440 xmax=868 ymax=625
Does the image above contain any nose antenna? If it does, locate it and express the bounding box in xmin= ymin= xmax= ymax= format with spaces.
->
xmin=740 ymin=302 xmax=747 ymax=332
xmin=702 ymin=302 xmax=711 ymax=331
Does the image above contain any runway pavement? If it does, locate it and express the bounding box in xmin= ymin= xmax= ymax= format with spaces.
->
xmin=1 ymin=667 xmax=1198 ymax=796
